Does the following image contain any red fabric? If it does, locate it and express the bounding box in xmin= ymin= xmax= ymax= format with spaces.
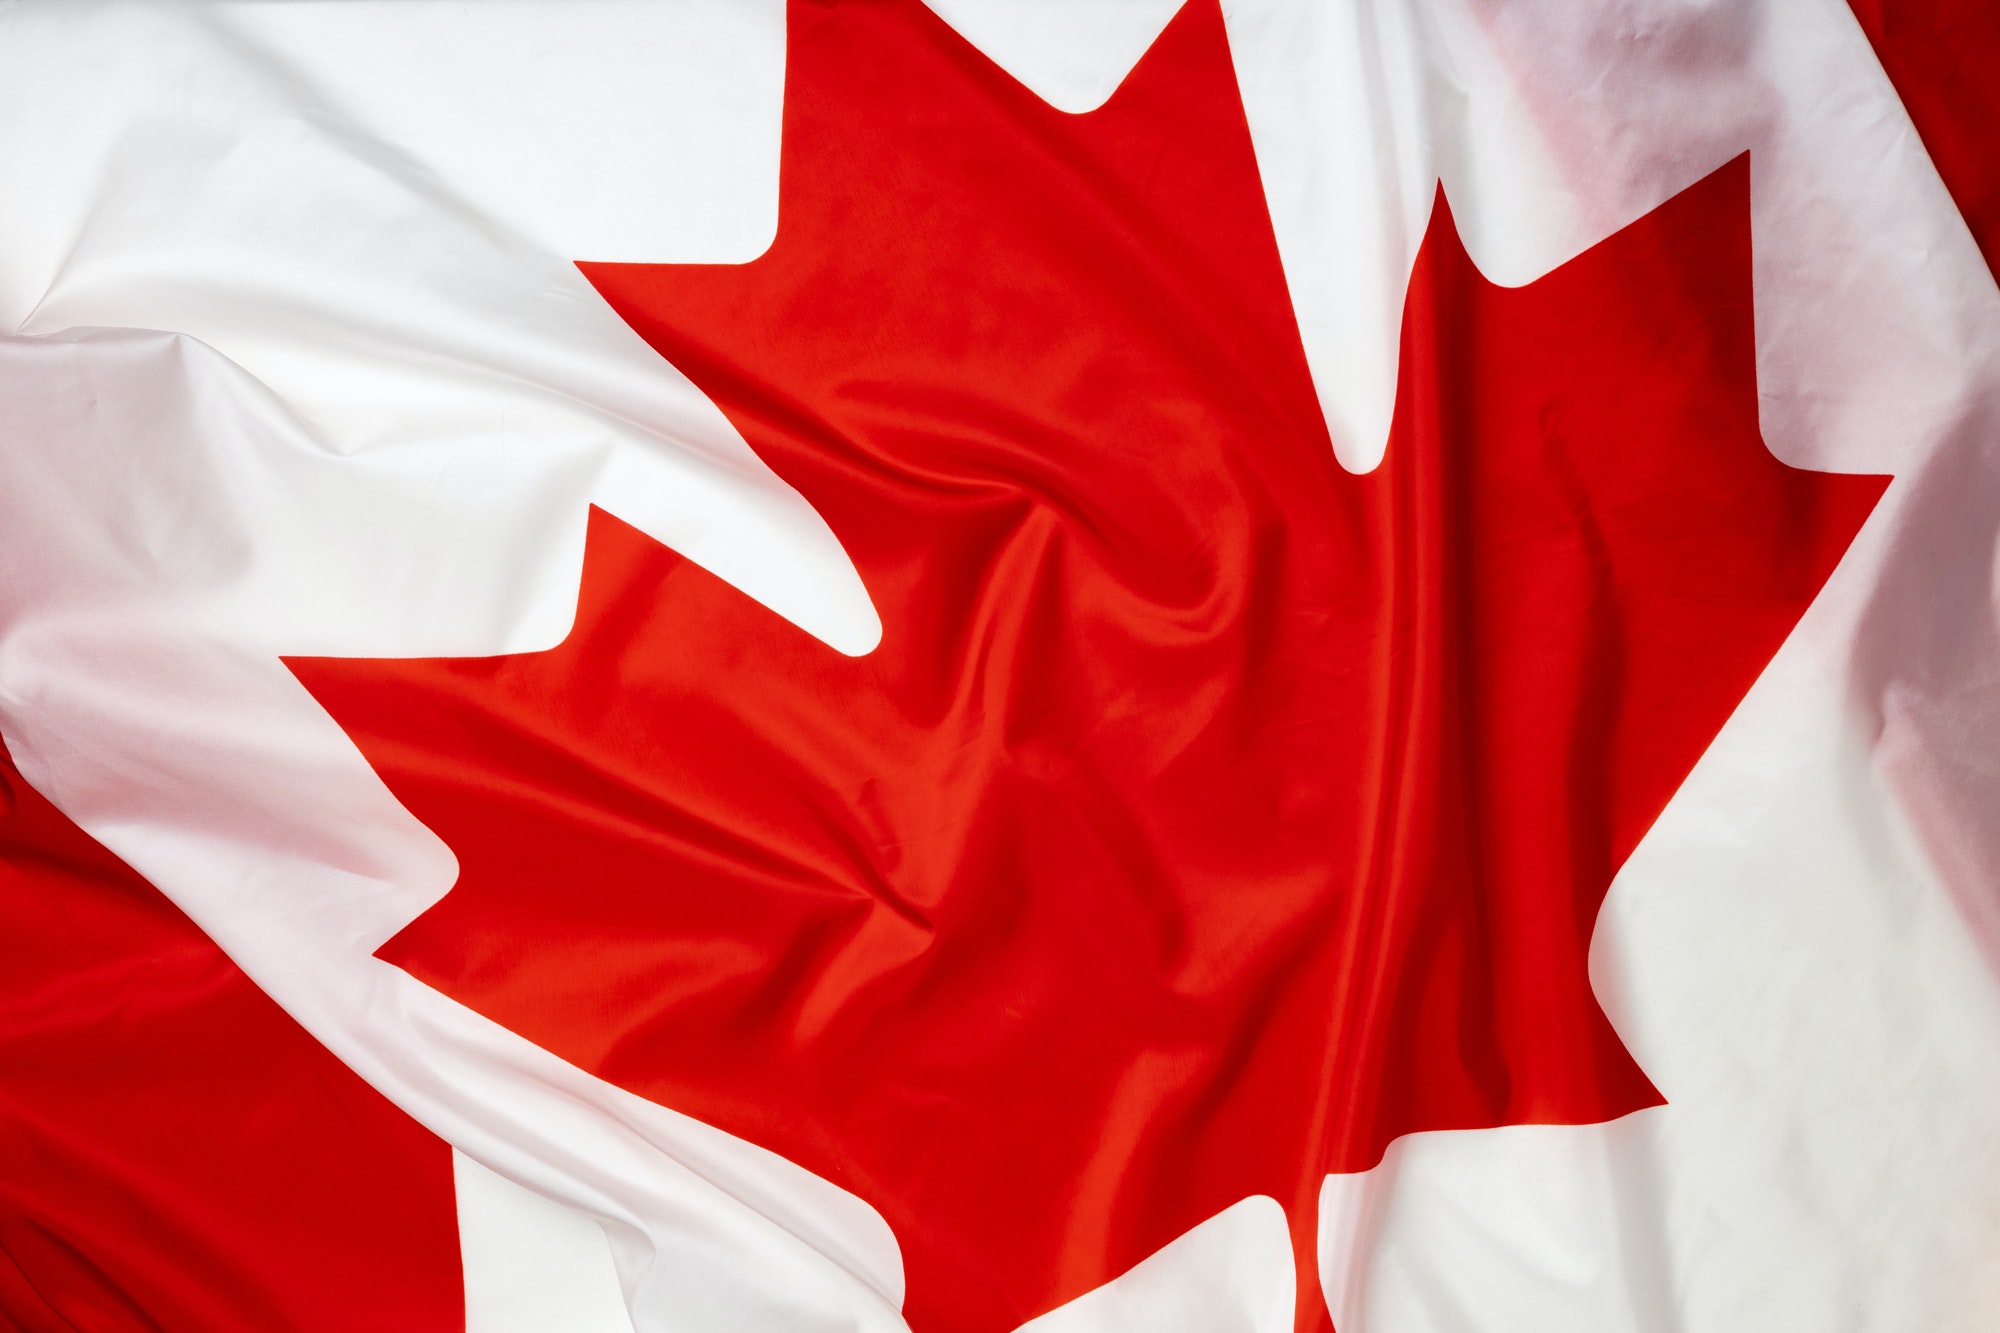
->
xmin=289 ymin=2 xmax=1885 ymax=1329
xmin=1848 ymin=0 xmax=2000 ymax=277
xmin=0 ymin=742 xmax=462 ymax=1333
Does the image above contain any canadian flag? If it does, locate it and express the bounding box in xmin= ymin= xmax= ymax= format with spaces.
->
xmin=2 ymin=2 xmax=1997 ymax=1331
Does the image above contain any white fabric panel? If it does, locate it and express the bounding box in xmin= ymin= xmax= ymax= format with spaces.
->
xmin=457 ymin=1149 xmax=636 ymax=1333
xmin=219 ymin=1 xmax=785 ymax=264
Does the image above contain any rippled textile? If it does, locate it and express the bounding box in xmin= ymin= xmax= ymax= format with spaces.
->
xmin=1 ymin=2 xmax=1998 ymax=1332
xmin=292 ymin=8 xmax=1880 ymax=1325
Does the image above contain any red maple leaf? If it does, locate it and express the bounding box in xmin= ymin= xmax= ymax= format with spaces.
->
xmin=288 ymin=2 xmax=1886 ymax=1328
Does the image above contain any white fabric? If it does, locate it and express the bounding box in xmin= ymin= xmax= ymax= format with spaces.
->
xmin=0 ymin=1 xmax=1996 ymax=1330
xmin=457 ymin=1149 xmax=636 ymax=1333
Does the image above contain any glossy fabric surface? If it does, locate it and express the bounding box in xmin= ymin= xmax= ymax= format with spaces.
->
xmin=289 ymin=3 xmax=1886 ymax=1328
